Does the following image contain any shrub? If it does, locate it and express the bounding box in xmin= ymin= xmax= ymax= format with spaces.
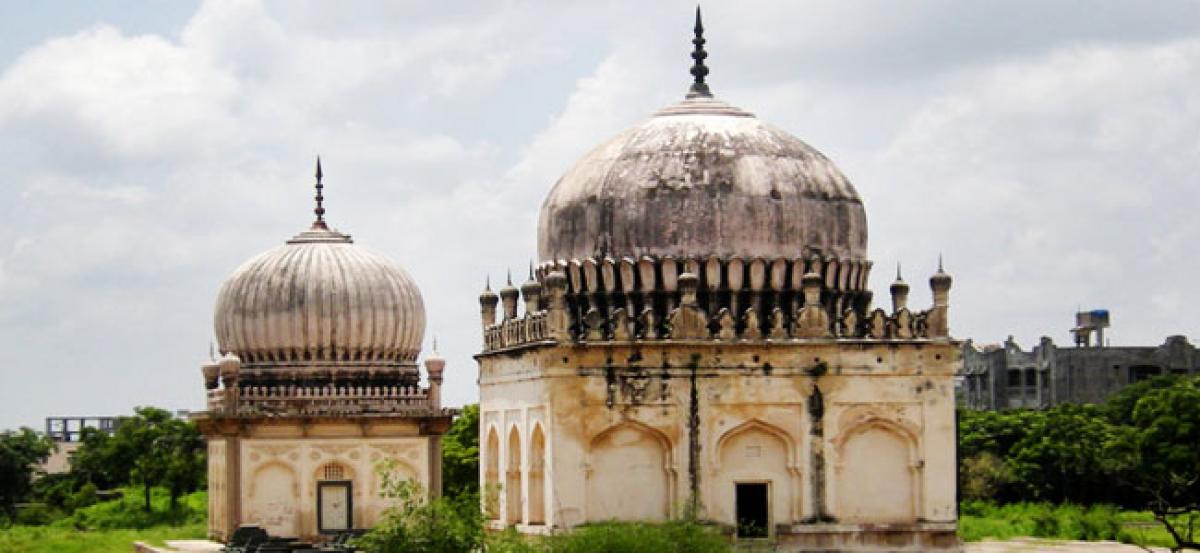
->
xmin=353 ymin=461 xmax=484 ymax=553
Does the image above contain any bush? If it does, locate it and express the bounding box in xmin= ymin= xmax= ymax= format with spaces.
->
xmin=54 ymin=487 xmax=205 ymax=530
xmin=353 ymin=461 xmax=483 ymax=553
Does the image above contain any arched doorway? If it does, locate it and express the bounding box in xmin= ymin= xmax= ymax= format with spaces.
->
xmin=506 ymin=427 xmax=523 ymax=525
xmin=484 ymin=428 xmax=500 ymax=520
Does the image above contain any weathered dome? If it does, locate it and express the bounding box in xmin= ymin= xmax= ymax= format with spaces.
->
xmin=214 ymin=225 xmax=425 ymax=366
xmin=537 ymin=95 xmax=868 ymax=263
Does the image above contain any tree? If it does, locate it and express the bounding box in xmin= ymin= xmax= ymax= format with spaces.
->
xmin=1107 ymin=378 xmax=1200 ymax=552
xmin=68 ymin=407 xmax=206 ymax=512
xmin=0 ymin=428 xmax=55 ymax=520
xmin=441 ymin=404 xmax=479 ymax=498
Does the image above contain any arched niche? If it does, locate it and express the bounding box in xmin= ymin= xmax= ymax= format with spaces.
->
xmin=528 ymin=424 xmax=546 ymax=525
xmin=246 ymin=461 xmax=299 ymax=537
xmin=586 ymin=421 xmax=672 ymax=522
xmin=832 ymin=420 xmax=920 ymax=523
xmin=484 ymin=426 xmax=500 ymax=520
xmin=711 ymin=419 xmax=799 ymax=530
xmin=506 ymin=426 xmax=523 ymax=525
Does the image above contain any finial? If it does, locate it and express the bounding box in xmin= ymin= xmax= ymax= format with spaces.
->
xmin=528 ymin=260 xmax=535 ymax=280
xmin=432 ymin=336 xmax=439 ymax=353
xmin=209 ymin=341 xmax=215 ymax=362
xmin=687 ymin=6 xmax=712 ymax=99
xmin=485 ymin=274 xmax=492 ymax=291
xmin=312 ymin=156 xmax=327 ymax=230
xmin=896 ymin=262 xmax=903 ymax=281
xmin=938 ymin=253 xmax=945 ymax=273
xmin=506 ymin=269 xmax=513 ymax=286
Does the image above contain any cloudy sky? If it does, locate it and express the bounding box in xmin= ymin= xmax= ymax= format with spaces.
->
xmin=2 ymin=0 xmax=1199 ymax=430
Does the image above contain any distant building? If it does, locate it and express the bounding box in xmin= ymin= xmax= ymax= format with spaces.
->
xmin=41 ymin=416 xmax=118 ymax=474
xmin=961 ymin=312 xmax=1200 ymax=410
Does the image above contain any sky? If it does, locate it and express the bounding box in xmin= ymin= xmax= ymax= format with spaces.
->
xmin=2 ymin=0 xmax=1200 ymax=430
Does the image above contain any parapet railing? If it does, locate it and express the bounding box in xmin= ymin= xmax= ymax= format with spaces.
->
xmin=206 ymin=385 xmax=433 ymax=416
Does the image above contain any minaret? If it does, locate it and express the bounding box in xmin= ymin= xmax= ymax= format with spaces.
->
xmin=521 ymin=263 xmax=542 ymax=315
xmin=928 ymin=255 xmax=953 ymax=338
xmin=424 ymin=339 xmax=445 ymax=410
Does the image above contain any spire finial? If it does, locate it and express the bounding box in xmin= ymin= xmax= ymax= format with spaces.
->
xmin=506 ymin=269 xmax=513 ymax=286
xmin=528 ymin=260 xmax=535 ymax=280
xmin=687 ymin=6 xmax=712 ymax=99
xmin=485 ymin=274 xmax=492 ymax=291
xmin=938 ymin=253 xmax=945 ymax=273
xmin=896 ymin=262 xmax=903 ymax=281
xmin=432 ymin=336 xmax=439 ymax=353
xmin=312 ymin=156 xmax=328 ymax=229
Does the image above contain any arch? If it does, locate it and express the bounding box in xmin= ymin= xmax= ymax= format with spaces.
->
xmin=506 ymin=426 xmax=523 ymax=525
xmin=712 ymin=419 xmax=799 ymax=529
xmin=528 ymin=423 xmax=546 ymax=525
xmin=833 ymin=420 xmax=919 ymax=523
xmin=586 ymin=421 xmax=673 ymax=522
xmin=484 ymin=426 xmax=500 ymax=520
xmin=247 ymin=461 xmax=299 ymax=537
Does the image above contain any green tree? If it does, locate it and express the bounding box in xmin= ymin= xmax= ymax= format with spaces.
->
xmin=68 ymin=407 xmax=206 ymax=512
xmin=1006 ymin=403 xmax=1116 ymax=504
xmin=442 ymin=404 xmax=479 ymax=498
xmin=0 ymin=428 xmax=55 ymax=520
xmin=1107 ymin=378 xmax=1200 ymax=552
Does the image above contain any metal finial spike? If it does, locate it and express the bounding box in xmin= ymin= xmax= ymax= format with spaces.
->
xmin=432 ymin=336 xmax=439 ymax=353
xmin=312 ymin=156 xmax=327 ymax=229
xmin=896 ymin=262 xmax=903 ymax=281
xmin=938 ymin=253 xmax=945 ymax=272
xmin=506 ymin=269 xmax=513 ymax=286
xmin=485 ymin=274 xmax=492 ymax=291
xmin=687 ymin=5 xmax=712 ymax=99
xmin=528 ymin=260 xmax=535 ymax=280
xmin=209 ymin=341 xmax=215 ymax=362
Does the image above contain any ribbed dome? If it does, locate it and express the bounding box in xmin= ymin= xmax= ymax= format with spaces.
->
xmin=538 ymin=95 xmax=868 ymax=262
xmin=214 ymin=226 xmax=425 ymax=365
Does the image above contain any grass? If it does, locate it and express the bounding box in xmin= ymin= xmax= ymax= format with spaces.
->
xmin=0 ymin=487 xmax=209 ymax=553
xmin=958 ymin=500 xmax=1183 ymax=549
xmin=0 ymin=522 xmax=207 ymax=553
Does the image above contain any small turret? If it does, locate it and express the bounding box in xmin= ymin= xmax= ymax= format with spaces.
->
xmin=500 ymin=270 xmax=520 ymax=320
xmin=424 ymin=339 xmax=445 ymax=410
xmin=928 ymin=256 xmax=953 ymax=338
xmin=890 ymin=264 xmax=910 ymax=313
xmin=521 ymin=264 xmax=542 ymax=315
xmin=479 ymin=276 xmax=499 ymax=329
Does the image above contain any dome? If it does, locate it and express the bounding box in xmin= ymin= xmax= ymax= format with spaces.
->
xmin=538 ymin=94 xmax=867 ymax=263
xmin=214 ymin=225 xmax=425 ymax=366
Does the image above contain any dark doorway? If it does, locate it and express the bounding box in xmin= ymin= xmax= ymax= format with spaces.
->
xmin=735 ymin=482 xmax=769 ymax=538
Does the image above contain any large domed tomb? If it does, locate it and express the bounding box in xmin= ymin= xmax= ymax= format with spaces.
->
xmin=476 ymin=10 xmax=959 ymax=551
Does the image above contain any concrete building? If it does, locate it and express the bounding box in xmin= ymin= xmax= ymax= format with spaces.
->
xmin=475 ymin=12 xmax=960 ymax=551
xmin=194 ymin=162 xmax=453 ymax=541
xmin=961 ymin=313 xmax=1200 ymax=411
xmin=40 ymin=416 xmax=118 ymax=475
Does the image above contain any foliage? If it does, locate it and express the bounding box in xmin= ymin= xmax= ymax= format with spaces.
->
xmin=959 ymin=452 xmax=1011 ymax=501
xmin=443 ymin=403 xmax=480 ymax=498
xmin=353 ymin=460 xmax=484 ymax=553
xmin=959 ymin=501 xmax=1149 ymax=544
xmin=54 ymin=487 xmax=206 ymax=530
xmin=0 ymin=428 xmax=55 ymax=521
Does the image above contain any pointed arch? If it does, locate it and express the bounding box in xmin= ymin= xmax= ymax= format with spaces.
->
xmin=528 ymin=423 xmax=547 ymax=525
xmin=484 ymin=425 xmax=500 ymax=520
xmin=586 ymin=420 xmax=674 ymax=522
xmin=506 ymin=426 xmax=523 ymax=525
xmin=832 ymin=416 xmax=921 ymax=523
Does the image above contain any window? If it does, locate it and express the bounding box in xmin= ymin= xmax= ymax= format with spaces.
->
xmin=322 ymin=463 xmax=345 ymax=481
